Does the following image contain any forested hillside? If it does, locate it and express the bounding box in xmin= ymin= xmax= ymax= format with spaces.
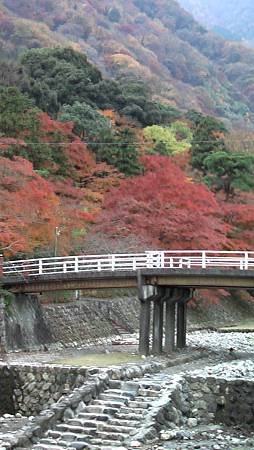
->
xmin=179 ymin=0 xmax=254 ymax=46
xmin=2 ymin=0 xmax=254 ymax=127
xmin=1 ymin=46 xmax=254 ymax=264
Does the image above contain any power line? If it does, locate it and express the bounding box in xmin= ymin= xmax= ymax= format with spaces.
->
xmin=0 ymin=139 xmax=254 ymax=146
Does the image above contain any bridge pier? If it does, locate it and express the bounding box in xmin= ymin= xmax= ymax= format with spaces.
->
xmin=176 ymin=289 xmax=192 ymax=349
xmin=139 ymin=298 xmax=151 ymax=356
xmin=137 ymin=272 xmax=192 ymax=355
xmin=152 ymin=290 xmax=164 ymax=355
xmin=164 ymin=289 xmax=177 ymax=353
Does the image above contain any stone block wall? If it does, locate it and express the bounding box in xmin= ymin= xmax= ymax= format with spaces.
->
xmin=0 ymin=359 xmax=167 ymax=448
xmin=4 ymin=364 xmax=88 ymax=416
xmin=185 ymin=375 xmax=254 ymax=427
xmin=0 ymin=366 xmax=16 ymax=415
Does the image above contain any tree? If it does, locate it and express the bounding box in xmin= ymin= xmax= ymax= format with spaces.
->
xmin=190 ymin=115 xmax=228 ymax=172
xmin=0 ymin=87 xmax=38 ymax=137
xmin=144 ymin=122 xmax=192 ymax=155
xmin=96 ymin=155 xmax=230 ymax=249
xmin=21 ymin=47 xmax=102 ymax=114
xmin=0 ymin=156 xmax=60 ymax=256
xmin=204 ymin=151 xmax=254 ymax=200
xmin=59 ymin=102 xmax=112 ymax=140
xmin=106 ymin=128 xmax=142 ymax=177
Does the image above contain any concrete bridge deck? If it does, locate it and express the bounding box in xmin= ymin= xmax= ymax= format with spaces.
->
xmin=3 ymin=268 xmax=254 ymax=294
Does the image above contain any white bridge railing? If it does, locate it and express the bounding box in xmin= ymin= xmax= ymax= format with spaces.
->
xmin=2 ymin=251 xmax=254 ymax=278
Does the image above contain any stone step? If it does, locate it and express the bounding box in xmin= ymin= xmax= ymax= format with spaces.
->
xmin=108 ymin=380 xmax=122 ymax=389
xmin=139 ymin=383 xmax=161 ymax=391
xmin=134 ymin=395 xmax=154 ymax=402
xmin=80 ymin=407 xmax=118 ymax=416
xmin=67 ymin=442 xmax=90 ymax=449
xmin=55 ymin=424 xmax=92 ymax=433
xmin=103 ymin=389 xmax=134 ymax=398
xmin=138 ymin=388 xmax=160 ymax=397
xmin=99 ymin=394 xmax=128 ymax=403
xmin=108 ymin=418 xmax=139 ymax=426
xmin=57 ymin=431 xmax=95 ymax=441
xmin=115 ymin=412 xmax=144 ymax=421
xmin=95 ymin=431 xmax=128 ymax=441
xmin=72 ymin=413 xmax=110 ymax=423
xmin=128 ymin=400 xmax=149 ymax=409
xmin=119 ymin=406 xmax=146 ymax=415
xmin=36 ymin=438 xmax=63 ymax=446
xmin=98 ymin=423 xmax=136 ymax=434
xmin=85 ymin=405 xmax=107 ymax=414
xmin=92 ymin=400 xmax=126 ymax=408
xmin=33 ymin=445 xmax=72 ymax=450
xmin=90 ymin=437 xmax=128 ymax=446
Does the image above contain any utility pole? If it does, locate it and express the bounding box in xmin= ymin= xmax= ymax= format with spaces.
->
xmin=54 ymin=227 xmax=61 ymax=257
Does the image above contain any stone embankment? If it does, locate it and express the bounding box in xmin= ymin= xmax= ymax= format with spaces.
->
xmin=0 ymin=330 xmax=253 ymax=450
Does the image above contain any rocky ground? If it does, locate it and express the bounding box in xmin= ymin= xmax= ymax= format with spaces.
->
xmin=0 ymin=330 xmax=253 ymax=450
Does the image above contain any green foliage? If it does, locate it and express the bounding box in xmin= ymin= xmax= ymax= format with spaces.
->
xmin=59 ymin=102 xmax=111 ymax=140
xmin=21 ymin=47 xmax=102 ymax=114
xmin=204 ymin=151 xmax=254 ymax=199
xmin=144 ymin=122 xmax=192 ymax=155
xmin=18 ymin=47 xmax=181 ymax=127
xmin=110 ymin=128 xmax=141 ymax=177
xmin=190 ymin=115 xmax=228 ymax=171
xmin=96 ymin=128 xmax=142 ymax=177
xmin=117 ymin=77 xmax=181 ymax=126
xmin=0 ymin=86 xmax=38 ymax=137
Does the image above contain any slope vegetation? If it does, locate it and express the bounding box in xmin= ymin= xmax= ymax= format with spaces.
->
xmin=1 ymin=0 xmax=254 ymax=126
xmin=179 ymin=0 xmax=254 ymax=46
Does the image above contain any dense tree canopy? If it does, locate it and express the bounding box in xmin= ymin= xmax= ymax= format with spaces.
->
xmin=97 ymin=155 xmax=230 ymax=250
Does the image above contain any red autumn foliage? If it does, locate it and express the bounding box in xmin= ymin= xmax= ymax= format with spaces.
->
xmin=0 ymin=156 xmax=60 ymax=255
xmin=97 ymin=155 xmax=231 ymax=250
xmin=220 ymin=192 xmax=254 ymax=250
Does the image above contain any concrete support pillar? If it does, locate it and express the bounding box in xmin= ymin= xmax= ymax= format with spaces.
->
xmin=152 ymin=291 xmax=164 ymax=355
xmin=176 ymin=300 xmax=187 ymax=349
xmin=176 ymin=288 xmax=192 ymax=349
xmin=137 ymin=271 xmax=155 ymax=356
xmin=139 ymin=299 xmax=151 ymax=356
xmin=164 ymin=298 xmax=176 ymax=353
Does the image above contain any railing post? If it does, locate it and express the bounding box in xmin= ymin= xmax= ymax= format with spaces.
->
xmin=39 ymin=259 xmax=43 ymax=275
xmin=202 ymin=251 xmax=206 ymax=269
xmin=112 ymin=255 xmax=115 ymax=271
xmin=98 ymin=260 xmax=101 ymax=271
xmin=0 ymin=254 xmax=3 ymax=277
xmin=146 ymin=251 xmax=153 ymax=268
xmin=244 ymin=252 xmax=249 ymax=270
xmin=133 ymin=258 xmax=136 ymax=271
xmin=74 ymin=256 xmax=79 ymax=272
xmin=160 ymin=252 xmax=165 ymax=268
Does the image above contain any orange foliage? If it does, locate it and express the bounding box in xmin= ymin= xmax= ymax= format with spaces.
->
xmin=0 ymin=156 xmax=59 ymax=255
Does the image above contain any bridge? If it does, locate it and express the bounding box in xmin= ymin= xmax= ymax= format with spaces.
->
xmin=2 ymin=250 xmax=254 ymax=355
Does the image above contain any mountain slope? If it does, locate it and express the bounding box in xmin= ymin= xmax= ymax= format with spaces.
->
xmin=1 ymin=0 xmax=254 ymax=127
xmin=179 ymin=0 xmax=254 ymax=46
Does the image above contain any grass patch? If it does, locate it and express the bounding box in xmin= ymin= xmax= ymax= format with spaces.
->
xmin=53 ymin=352 xmax=142 ymax=367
